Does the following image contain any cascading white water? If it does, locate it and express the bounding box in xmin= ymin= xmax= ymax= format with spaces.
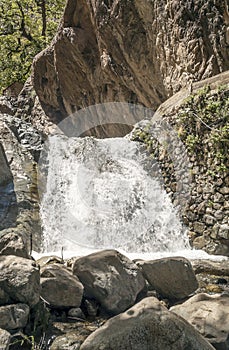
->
xmin=39 ymin=134 xmax=191 ymax=255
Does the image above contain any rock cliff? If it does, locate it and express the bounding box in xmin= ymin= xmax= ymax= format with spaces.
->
xmin=32 ymin=0 xmax=229 ymax=132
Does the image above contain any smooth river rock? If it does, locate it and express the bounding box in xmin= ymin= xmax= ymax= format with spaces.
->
xmin=73 ymin=249 xmax=146 ymax=315
xmin=137 ymin=256 xmax=198 ymax=299
xmin=40 ymin=263 xmax=84 ymax=308
xmin=171 ymin=293 xmax=229 ymax=350
xmin=0 ymin=255 xmax=40 ymax=307
xmin=80 ymin=297 xmax=215 ymax=350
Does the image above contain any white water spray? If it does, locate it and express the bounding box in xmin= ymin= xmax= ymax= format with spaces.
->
xmin=39 ymin=135 xmax=191 ymax=255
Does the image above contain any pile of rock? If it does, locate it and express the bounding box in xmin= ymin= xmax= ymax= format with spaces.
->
xmin=132 ymin=74 xmax=229 ymax=257
xmin=0 ymin=235 xmax=228 ymax=350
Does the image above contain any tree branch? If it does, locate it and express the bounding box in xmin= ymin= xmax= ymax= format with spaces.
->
xmin=16 ymin=1 xmax=33 ymax=41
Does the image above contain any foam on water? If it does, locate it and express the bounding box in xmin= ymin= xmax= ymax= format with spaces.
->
xmin=37 ymin=134 xmax=227 ymax=262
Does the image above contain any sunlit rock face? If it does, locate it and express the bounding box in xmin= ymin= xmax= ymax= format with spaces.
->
xmin=33 ymin=0 xmax=229 ymax=135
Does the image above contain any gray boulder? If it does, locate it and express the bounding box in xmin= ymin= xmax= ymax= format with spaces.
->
xmin=137 ymin=256 xmax=198 ymax=299
xmin=0 ymin=304 xmax=29 ymax=330
xmin=73 ymin=250 xmax=146 ymax=314
xmin=0 ymin=232 xmax=30 ymax=259
xmin=40 ymin=263 xmax=83 ymax=308
xmin=80 ymin=297 xmax=214 ymax=350
xmin=0 ymin=328 xmax=11 ymax=350
xmin=50 ymin=333 xmax=81 ymax=350
xmin=0 ymin=255 xmax=40 ymax=307
xmin=171 ymin=293 xmax=229 ymax=350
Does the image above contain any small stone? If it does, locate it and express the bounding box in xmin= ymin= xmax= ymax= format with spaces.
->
xmin=218 ymin=224 xmax=229 ymax=239
xmin=219 ymin=187 xmax=229 ymax=195
xmin=36 ymin=255 xmax=63 ymax=268
xmin=215 ymin=178 xmax=223 ymax=186
xmin=83 ymin=299 xmax=99 ymax=317
xmin=193 ymin=222 xmax=206 ymax=234
xmin=203 ymin=185 xmax=214 ymax=194
xmin=50 ymin=333 xmax=81 ymax=350
xmin=206 ymin=284 xmax=223 ymax=293
xmin=68 ymin=308 xmax=85 ymax=320
xmin=186 ymin=211 xmax=196 ymax=221
xmin=0 ymin=304 xmax=29 ymax=330
xmin=204 ymin=214 xmax=215 ymax=226
xmin=214 ymin=210 xmax=224 ymax=220
xmin=213 ymin=193 xmax=224 ymax=203
xmin=213 ymin=203 xmax=221 ymax=210
xmin=206 ymin=207 xmax=213 ymax=214
xmin=211 ymin=224 xmax=219 ymax=238
xmin=196 ymin=202 xmax=206 ymax=214
xmin=0 ymin=328 xmax=11 ymax=349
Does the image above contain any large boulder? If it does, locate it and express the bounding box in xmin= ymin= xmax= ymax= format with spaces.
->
xmin=0 ymin=304 xmax=29 ymax=330
xmin=40 ymin=263 xmax=84 ymax=308
xmin=80 ymin=297 xmax=214 ymax=350
xmin=0 ymin=328 xmax=11 ymax=350
xmin=171 ymin=293 xmax=229 ymax=350
xmin=33 ymin=0 xmax=229 ymax=132
xmin=73 ymin=250 xmax=146 ymax=315
xmin=0 ymin=255 xmax=40 ymax=307
xmin=137 ymin=257 xmax=198 ymax=300
xmin=0 ymin=232 xmax=30 ymax=259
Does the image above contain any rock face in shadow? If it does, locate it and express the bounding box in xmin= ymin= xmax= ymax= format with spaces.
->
xmin=0 ymin=143 xmax=12 ymax=186
xmin=32 ymin=0 xmax=229 ymax=134
xmin=0 ymin=112 xmax=42 ymax=250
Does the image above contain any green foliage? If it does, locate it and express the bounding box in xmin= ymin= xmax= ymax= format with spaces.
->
xmin=177 ymin=84 xmax=229 ymax=173
xmin=0 ymin=0 xmax=65 ymax=93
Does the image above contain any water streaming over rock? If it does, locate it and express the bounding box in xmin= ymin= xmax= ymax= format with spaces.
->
xmin=39 ymin=135 xmax=191 ymax=255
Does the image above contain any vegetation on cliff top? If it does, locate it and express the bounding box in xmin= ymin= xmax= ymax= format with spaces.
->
xmin=0 ymin=0 xmax=65 ymax=93
xmin=133 ymin=85 xmax=229 ymax=176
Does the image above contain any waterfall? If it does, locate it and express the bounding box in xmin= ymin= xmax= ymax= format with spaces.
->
xmin=39 ymin=134 xmax=191 ymax=255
